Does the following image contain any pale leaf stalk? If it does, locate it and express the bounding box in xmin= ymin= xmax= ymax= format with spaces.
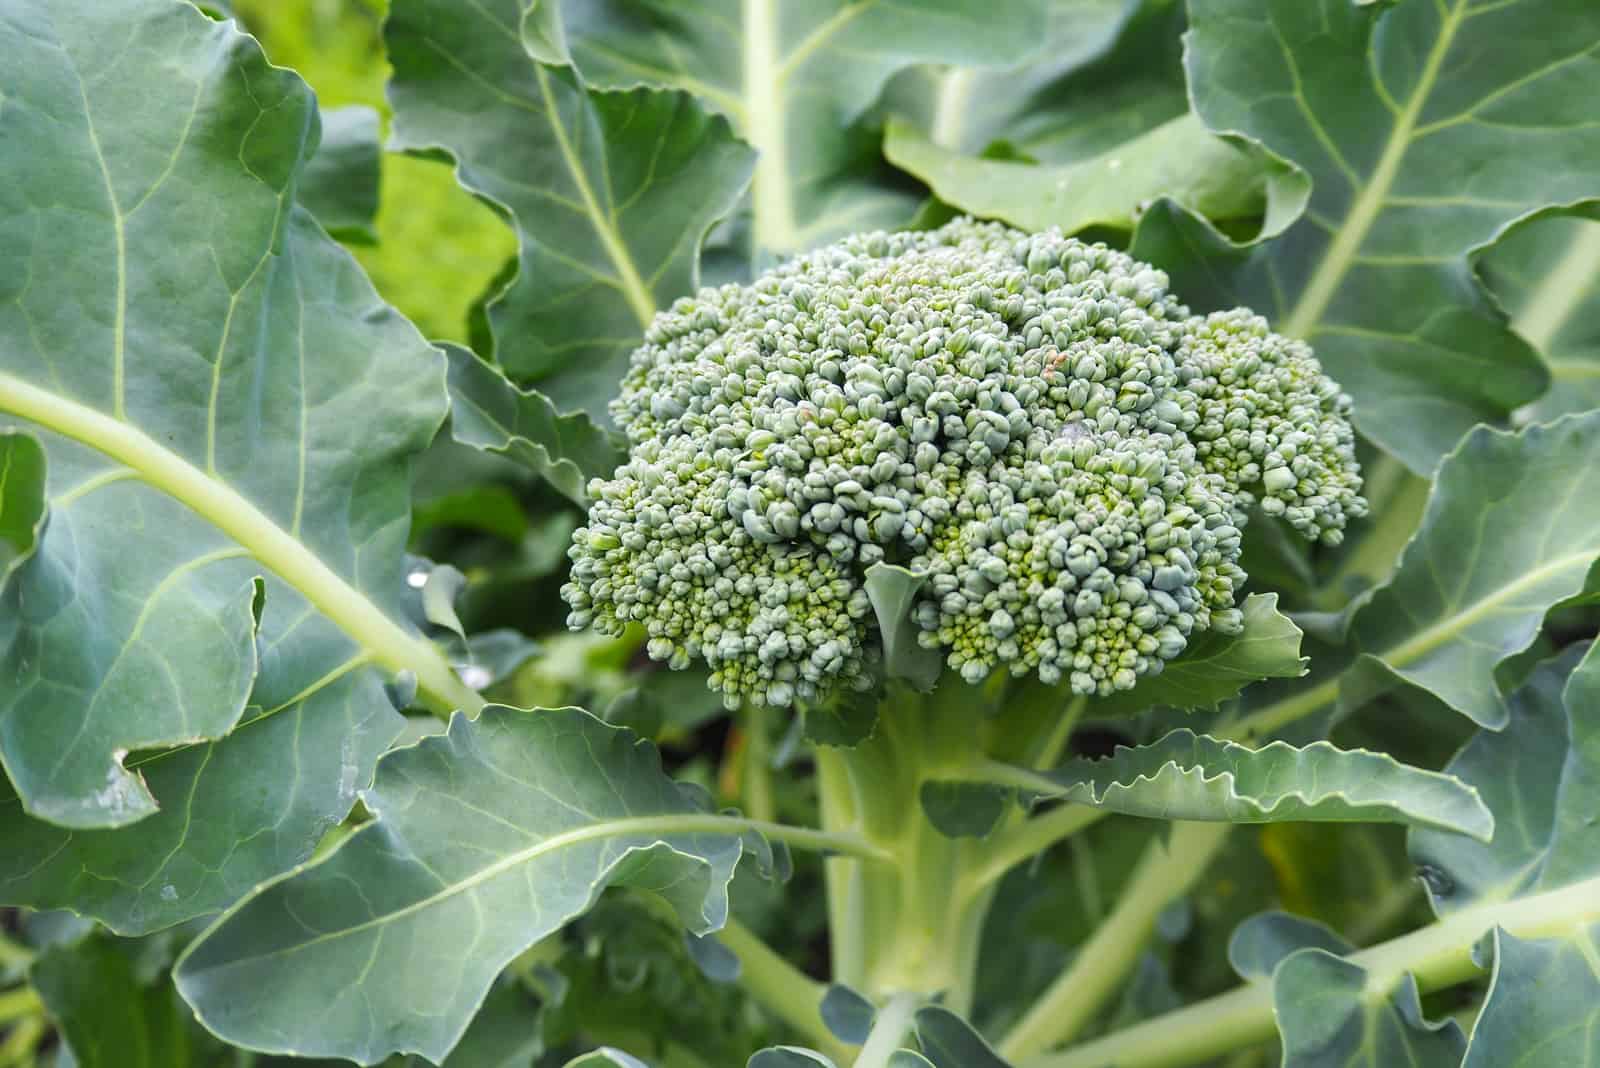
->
xmin=998 ymin=821 xmax=1234 ymax=1062
xmin=852 ymin=992 xmax=919 ymax=1068
xmin=717 ymin=918 xmax=854 ymax=1064
xmin=1030 ymin=872 xmax=1600 ymax=1068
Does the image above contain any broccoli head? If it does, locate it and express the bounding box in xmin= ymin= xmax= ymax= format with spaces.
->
xmin=562 ymin=219 xmax=1365 ymax=710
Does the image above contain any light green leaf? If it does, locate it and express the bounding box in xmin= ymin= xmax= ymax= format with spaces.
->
xmin=1273 ymin=950 xmax=1465 ymax=1067
xmin=864 ymin=564 xmax=943 ymax=691
xmin=0 ymin=0 xmax=468 ymax=844
xmin=884 ymin=113 xmax=1270 ymax=237
xmin=1478 ymin=212 xmax=1600 ymax=423
xmin=1346 ymin=416 xmax=1600 ymax=729
xmin=0 ymin=431 xmax=46 ymax=582
xmin=560 ymin=0 xmax=1049 ymax=267
xmin=298 ymin=105 xmax=381 ymax=244
xmin=1464 ymin=929 xmax=1600 ymax=1068
xmin=31 ymin=938 xmax=195 ymax=1068
xmin=444 ymin=344 xmax=623 ymax=506
xmin=175 ymin=706 xmax=751 ymax=1065
xmin=953 ymin=729 xmax=1493 ymax=837
xmin=1227 ymin=911 xmax=1350 ymax=982
xmin=1131 ymin=0 xmax=1600 ymax=472
xmin=386 ymin=0 xmax=756 ymax=422
xmin=915 ymin=1006 xmax=1009 ymax=1068
xmin=1093 ymin=593 xmax=1306 ymax=716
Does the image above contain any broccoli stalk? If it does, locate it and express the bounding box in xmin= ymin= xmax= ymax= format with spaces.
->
xmin=562 ymin=218 xmax=1365 ymax=1005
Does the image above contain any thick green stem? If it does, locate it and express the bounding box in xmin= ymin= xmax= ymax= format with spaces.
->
xmin=970 ymin=803 xmax=1105 ymax=890
xmin=998 ymin=821 xmax=1234 ymax=1062
xmin=853 ymin=992 xmax=919 ymax=1068
xmin=743 ymin=704 xmax=777 ymax=824
xmin=1030 ymin=873 xmax=1600 ymax=1068
xmin=718 ymin=918 xmax=854 ymax=1064
xmin=816 ymin=746 xmax=867 ymax=989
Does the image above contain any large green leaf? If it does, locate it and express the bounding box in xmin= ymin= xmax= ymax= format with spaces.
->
xmin=1406 ymin=644 xmax=1600 ymax=1064
xmin=1131 ymin=0 xmax=1600 ymax=472
xmin=385 ymin=0 xmax=755 ymax=423
xmin=934 ymin=729 xmax=1491 ymax=838
xmin=1093 ymin=593 xmax=1306 ymax=716
xmin=444 ymin=344 xmax=624 ymax=505
xmin=0 ymin=0 xmax=475 ymax=842
xmin=559 ymin=0 xmax=1048 ymax=267
xmin=1345 ymin=416 xmax=1600 ymax=729
xmin=1478 ymin=212 xmax=1600 ymax=423
xmin=175 ymin=706 xmax=754 ymax=1064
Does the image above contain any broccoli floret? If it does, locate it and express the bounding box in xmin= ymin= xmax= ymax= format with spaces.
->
xmin=562 ymin=219 xmax=1365 ymax=710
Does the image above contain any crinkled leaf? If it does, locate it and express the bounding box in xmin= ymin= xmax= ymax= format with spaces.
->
xmin=864 ymin=564 xmax=942 ymax=691
xmin=0 ymin=2 xmax=456 ymax=850
xmin=0 ymin=430 xmax=46 ymax=581
xmin=1273 ymin=950 xmax=1465 ymax=1067
xmin=444 ymin=344 xmax=623 ymax=505
xmin=958 ymin=729 xmax=1492 ymax=837
xmin=819 ymin=983 xmax=875 ymax=1045
xmin=560 ymin=0 xmax=1048 ymax=268
xmin=1132 ymin=0 xmax=1600 ymax=473
xmin=386 ymin=1 xmax=755 ymax=422
xmin=175 ymin=706 xmax=749 ymax=1065
xmin=914 ymin=1006 xmax=1009 ymax=1068
xmin=1478 ymin=211 xmax=1600 ymax=423
xmin=298 ymin=105 xmax=381 ymax=244
xmin=1093 ymin=593 xmax=1306 ymax=716
xmin=31 ymin=937 xmax=195 ymax=1068
xmin=1346 ymin=416 xmax=1600 ymax=729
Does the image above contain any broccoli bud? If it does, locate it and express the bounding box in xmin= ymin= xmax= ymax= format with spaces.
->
xmin=563 ymin=219 xmax=1365 ymax=709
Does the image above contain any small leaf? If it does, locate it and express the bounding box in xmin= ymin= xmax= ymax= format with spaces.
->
xmin=1228 ymin=911 xmax=1351 ymax=982
xmin=298 ymin=106 xmax=381 ymax=244
xmin=961 ymin=729 xmax=1493 ymax=838
xmin=1093 ymin=593 xmax=1306 ymax=716
xmin=820 ymin=983 xmax=876 ymax=1045
xmin=914 ymin=1006 xmax=1010 ymax=1068
xmin=1273 ymin=950 xmax=1465 ymax=1067
xmin=387 ymin=3 xmax=756 ymax=421
xmin=802 ymin=688 xmax=879 ymax=749
xmin=684 ymin=932 xmax=741 ymax=983
xmin=564 ymin=1052 xmax=652 ymax=1068
xmin=748 ymin=1050 xmax=837 ymax=1068
xmin=422 ymin=563 xmax=469 ymax=641
xmin=864 ymin=564 xmax=942 ymax=691
xmin=444 ymin=344 xmax=623 ymax=506
xmin=175 ymin=706 xmax=748 ymax=1065
xmin=919 ymin=781 xmax=1012 ymax=839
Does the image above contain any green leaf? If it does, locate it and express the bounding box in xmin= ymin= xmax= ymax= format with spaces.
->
xmin=175 ymin=706 xmax=750 ymax=1064
xmin=298 ymin=105 xmax=381 ymax=244
xmin=819 ymin=983 xmax=875 ymax=1045
xmin=955 ymin=729 xmax=1493 ymax=837
xmin=560 ymin=0 xmax=1049 ymax=267
xmin=888 ymin=1054 xmax=937 ymax=1068
xmin=0 ymin=0 xmax=470 ymax=847
xmin=1093 ymin=593 xmax=1306 ymax=716
xmin=30 ymin=937 xmax=195 ymax=1068
xmin=802 ymin=688 xmax=879 ymax=749
xmin=1463 ymin=929 xmax=1600 ymax=1068
xmin=564 ymin=1052 xmax=651 ymax=1068
xmin=444 ymin=344 xmax=623 ymax=506
xmin=914 ymin=1006 xmax=1010 ymax=1068
xmin=1346 ymin=416 xmax=1600 ymax=729
xmin=0 ymin=430 xmax=46 ymax=582
xmin=1227 ymin=911 xmax=1352 ymax=982
xmin=748 ymin=1050 xmax=837 ymax=1068
xmin=1478 ymin=212 xmax=1600 ymax=423
xmin=884 ymin=113 xmax=1269 ymax=237
xmin=1131 ymin=0 xmax=1600 ymax=473
xmin=385 ymin=1 xmax=756 ymax=422
xmin=1272 ymin=950 xmax=1465 ymax=1067
xmin=863 ymin=564 xmax=942 ymax=691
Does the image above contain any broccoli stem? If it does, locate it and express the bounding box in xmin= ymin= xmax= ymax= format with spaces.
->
xmin=718 ymin=918 xmax=855 ymax=1064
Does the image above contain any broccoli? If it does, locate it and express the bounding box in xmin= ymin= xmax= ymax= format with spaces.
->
xmin=562 ymin=219 xmax=1365 ymax=710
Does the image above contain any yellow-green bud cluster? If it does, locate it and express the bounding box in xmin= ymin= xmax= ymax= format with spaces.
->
xmin=563 ymin=219 xmax=1363 ymax=709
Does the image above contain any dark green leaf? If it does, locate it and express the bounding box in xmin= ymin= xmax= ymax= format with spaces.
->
xmin=1133 ymin=0 xmax=1600 ymax=472
xmin=819 ymin=983 xmax=875 ymax=1045
xmin=31 ymin=938 xmax=194 ymax=1068
xmin=919 ymin=781 xmax=1011 ymax=839
xmin=864 ymin=564 xmax=942 ymax=691
xmin=1273 ymin=950 xmax=1464 ymax=1067
xmin=801 ymin=689 xmax=878 ymax=749
xmin=914 ymin=1006 xmax=1010 ymax=1068
xmin=1228 ymin=911 xmax=1351 ymax=982
xmin=1463 ymin=929 xmax=1600 ymax=1068
xmin=0 ymin=430 xmax=46 ymax=582
xmin=386 ymin=2 xmax=755 ymax=421
xmin=444 ymin=344 xmax=623 ymax=506
xmin=176 ymin=706 xmax=747 ymax=1064
xmin=748 ymin=1050 xmax=836 ymax=1068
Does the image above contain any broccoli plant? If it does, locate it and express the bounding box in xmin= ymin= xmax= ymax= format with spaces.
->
xmin=3 ymin=1 xmax=1600 ymax=1068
